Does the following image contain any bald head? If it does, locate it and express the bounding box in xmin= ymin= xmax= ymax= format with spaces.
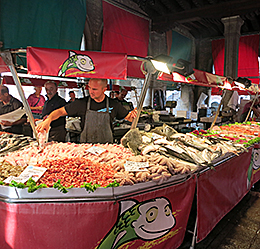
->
xmin=89 ymin=78 xmax=107 ymax=88
xmin=88 ymin=78 xmax=107 ymax=102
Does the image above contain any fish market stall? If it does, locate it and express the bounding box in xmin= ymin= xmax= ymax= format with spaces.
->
xmin=1 ymin=47 xmax=260 ymax=249
xmin=0 ymin=132 xmax=198 ymax=249
xmin=0 ymin=122 xmax=255 ymax=249
xmin=191 ymin=122 xmax=260 ymax=243
xmin=0 ymin=47 xmax=200 ymax=249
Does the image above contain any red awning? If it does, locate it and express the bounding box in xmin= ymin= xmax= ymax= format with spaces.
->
xmin=158 ymin=69 xmax=258 ymax=95
xmin=27 ymin=47 xmax=128 ymax=80
xmin=0 ymin=47 xmax=137 ymax=89
xmin=102 ymin=1 xmax=149 ymax=79
xmin=158 ymin=69 xmax=226 ymax=88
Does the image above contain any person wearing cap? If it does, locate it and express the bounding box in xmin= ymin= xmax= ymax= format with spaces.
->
xmin=36 ymin=78 xmax=137 ymax=144
xmin=41 ymin=81 xmax=67 ymax=142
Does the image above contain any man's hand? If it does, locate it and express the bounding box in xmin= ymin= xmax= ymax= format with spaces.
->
xmin=125 ymin=108 xmax=137 ymax=122
xmin=36 ymin=107 xmax=68 ymax=133
xmin=36 ymin=118 xmax=51 ymax=133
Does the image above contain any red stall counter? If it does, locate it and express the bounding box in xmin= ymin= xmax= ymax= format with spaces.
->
xmin=0 ymin=175 xmax=196 ymax=249
xmin=196 ymin=148 xmax=253 ymax=242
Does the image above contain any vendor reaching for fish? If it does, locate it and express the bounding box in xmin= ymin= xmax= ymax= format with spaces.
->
xmin=36 ymin=78 xmax=137 ymax=144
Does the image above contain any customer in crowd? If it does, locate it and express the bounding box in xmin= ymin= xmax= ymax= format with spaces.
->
xmin=41 ymin=81 xmax=67 ymax=142
xmin=116 ymin=88 xmax=134 ymax=111
xmin=0 ymin=85 xmax=27 ymax=134
xmin=68 ymin=91 xmax=77 ymax=103
xmin=114 ymin=91 xmax=119 ymax=99
xmin=109 ymin=91 xmax=116 ymax=99
xmin=36 ymin=78 xmax=137 ymax=144
xmin=27 ymin=86 xmax=45 ymax=119
xmin=240 ymin=97 xmax=260 ymax=122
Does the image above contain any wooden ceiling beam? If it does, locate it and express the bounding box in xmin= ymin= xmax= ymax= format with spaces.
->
xmin=152 ymin=0 xmax=260 ymax=30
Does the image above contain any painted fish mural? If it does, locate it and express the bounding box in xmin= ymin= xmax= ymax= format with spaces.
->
xmin=97 ymin=197 xmax=176 ymax=249
xmin=58 ymin=51 xmax=94 ymax=76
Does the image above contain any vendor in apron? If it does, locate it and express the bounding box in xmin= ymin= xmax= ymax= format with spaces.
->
xmin=36 ymin=78 xmax=137 ymax=144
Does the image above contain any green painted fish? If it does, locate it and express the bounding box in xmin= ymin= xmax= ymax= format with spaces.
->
xmin=58 ymin=51 xmax=94 ymax=76
xmin=97 ymin=197 xmax=175 ymax=249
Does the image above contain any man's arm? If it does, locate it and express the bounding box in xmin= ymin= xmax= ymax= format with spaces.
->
xmin=36 ymin=107 xmax=68 ymax=132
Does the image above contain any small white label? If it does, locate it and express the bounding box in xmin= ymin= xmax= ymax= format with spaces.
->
xmin=19 ymin=166 xmax=47 ymax=182
xmin=4 ymin=166 xmax=47 ymax=184
xmin=124 ymin=161 xmax=149 ymax=172
xmin=86 ymin=146 xmax=107 ymax=155
xmin=4 ymin=175 xmax=30 ymax=184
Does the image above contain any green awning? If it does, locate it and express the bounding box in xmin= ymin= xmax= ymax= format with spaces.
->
xmin=0 ymin=0 xmax=86 ymax=50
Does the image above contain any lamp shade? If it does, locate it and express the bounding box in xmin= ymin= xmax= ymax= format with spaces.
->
xmin=174 ymin=59 xmax=194 ymax=77
xmin=151 ymin=54 xmax=175 ymax=74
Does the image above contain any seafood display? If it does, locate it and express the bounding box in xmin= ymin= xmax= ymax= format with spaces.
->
xmin=0 ymin=141 xmax=187 ymax=187
xmin=0 ymin=122 xmax=255 ymax=191
xmin=37 ymin=157 xmax=116 ymax=188
xmin=122 ymin=124 xmax=247 ymax=166
xmin=202 ymin=122 xmax=260 ymax=145
xmin=113 ymin=153 xmax=197 ymax=185
xmin=0 ymin=159 xmax=26 ymax=182
xmin=0 ymin=132 xmax=33 ymax=155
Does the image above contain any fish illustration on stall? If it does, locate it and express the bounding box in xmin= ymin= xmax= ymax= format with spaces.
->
xmin=252 ymin=148 xmax=260 ymax=170
xmin=247 ymin=148 xmax=260 ymax=189
xmin=58 ymin=51 xmax=95 ymax=76
xmin=96 ymin=197 xmax=176 ymax=249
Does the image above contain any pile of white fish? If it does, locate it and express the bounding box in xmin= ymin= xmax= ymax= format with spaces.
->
xmin=121 ymin=124 xmax=247 ymax=167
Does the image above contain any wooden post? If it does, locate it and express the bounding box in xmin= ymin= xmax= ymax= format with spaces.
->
xmin=245 ymin=92 xmax=259 ymax=122
xmin=209 ymin=90 xmax=227 ymax=131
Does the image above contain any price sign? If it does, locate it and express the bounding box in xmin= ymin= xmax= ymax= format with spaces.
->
xmin=86 ymin=146 xmax=107 ymax=155
xmin=4 ymin=175 xmax=30 ymax=184
xmin=124 ymin=161 xmax=149 ymax=172
xmin=4 ymin=166 xmax=47 ymax=184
